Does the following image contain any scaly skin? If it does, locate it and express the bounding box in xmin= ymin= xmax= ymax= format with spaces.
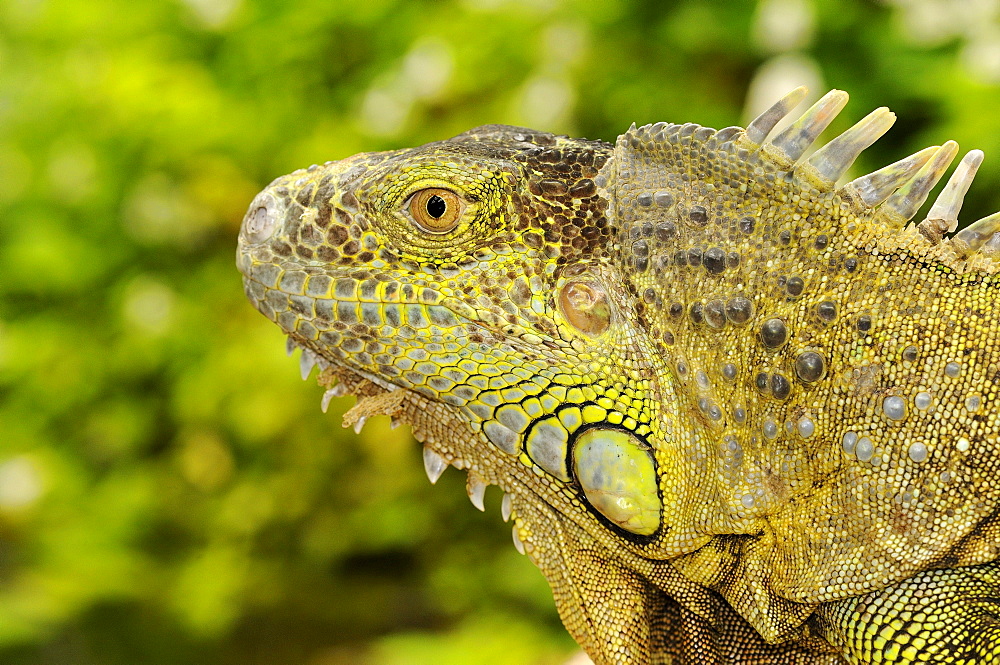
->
xmin=237 ymin=90 xmax=1000 ymax=663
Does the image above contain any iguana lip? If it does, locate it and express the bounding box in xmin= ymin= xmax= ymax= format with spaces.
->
xmin=239 ymin=268 xmax=474 ymax=334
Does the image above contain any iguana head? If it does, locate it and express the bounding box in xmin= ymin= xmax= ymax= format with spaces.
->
xmin=236 ymin=124 xmax=678 ymax=547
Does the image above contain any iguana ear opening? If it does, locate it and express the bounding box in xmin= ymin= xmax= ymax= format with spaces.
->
xmin=558 ymin=279 xmax=611 ymax=336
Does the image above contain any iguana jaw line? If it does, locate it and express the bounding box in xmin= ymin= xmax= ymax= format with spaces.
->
xmin=281 ymin=325 xmax=684 ymax=573
xmin=279 ymin=328 xmax=575 ymax=559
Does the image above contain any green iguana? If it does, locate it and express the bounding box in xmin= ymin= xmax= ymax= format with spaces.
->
xmin=236 ymin=87 xmax=1000 ymax=663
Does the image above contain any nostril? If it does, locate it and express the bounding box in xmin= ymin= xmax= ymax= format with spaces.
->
xmin=242 ymin=194 xmax=279 ymax=244
xmin=248 ymin=205 xmax=270 ymax=233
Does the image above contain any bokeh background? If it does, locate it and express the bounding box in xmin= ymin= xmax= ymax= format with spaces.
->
xmin=3 ymin=0 xmax=1000 ymax=663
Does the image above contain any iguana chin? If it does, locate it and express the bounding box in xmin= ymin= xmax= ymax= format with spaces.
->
xmin=237 ymin=87 xmax=1000 ymax=664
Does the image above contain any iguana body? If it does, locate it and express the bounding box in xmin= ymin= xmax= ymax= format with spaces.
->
xmin=237 ymin=88 xmax=1000 ymax=663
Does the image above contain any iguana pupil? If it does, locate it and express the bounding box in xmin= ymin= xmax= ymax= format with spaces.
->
xmin=426 ymin=194 xmax=446 ymax=218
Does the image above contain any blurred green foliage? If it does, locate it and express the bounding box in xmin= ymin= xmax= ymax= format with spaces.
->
xmin=1 ymin=0 xmax=999 ymax=663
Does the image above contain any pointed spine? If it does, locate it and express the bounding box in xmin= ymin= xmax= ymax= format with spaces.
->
xmin=878 ymin=141 xmax=959 ymax=229
xmin=743 ymin=86 xmax=809 ymax=147
xmin=764 ymin=90 xmax=849 ymax=168
xmin=501 ymin=493 xmax=513 ymax=522
xmin=423 ymin=446 xmax=448 ymax=484
xmin=512 ymin=525 xmax=526 ymax=555
xmin=842 ymin=146 xmax=939 ymax=207
xmin=796 ymin=107 xmax=896 ymax=190
xmin=300 ymin=349 xmax=318 ymax=380
xmin=918 ymin=149 xmax=985 ymax=243
xmin=953 ymin=211 xmax=1000 ymax=257
xmin=466 ymin=473 xmax=487 ymax=511
xmin=321 ymin=387 xmax=341 ymax=413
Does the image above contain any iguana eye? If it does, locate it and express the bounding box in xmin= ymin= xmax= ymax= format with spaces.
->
xmin=409 ymin=188 xmax=464 ymax=234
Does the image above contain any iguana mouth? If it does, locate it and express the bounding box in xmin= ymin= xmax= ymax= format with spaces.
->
xmin=240 ymin=262 xmax=474 ymax=369
xmin=240 ymin=251 xmax=470 ymax=332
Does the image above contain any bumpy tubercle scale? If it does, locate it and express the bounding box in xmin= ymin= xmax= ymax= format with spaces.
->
xmin=237 ymin=94 xmax=1000 ymax=664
